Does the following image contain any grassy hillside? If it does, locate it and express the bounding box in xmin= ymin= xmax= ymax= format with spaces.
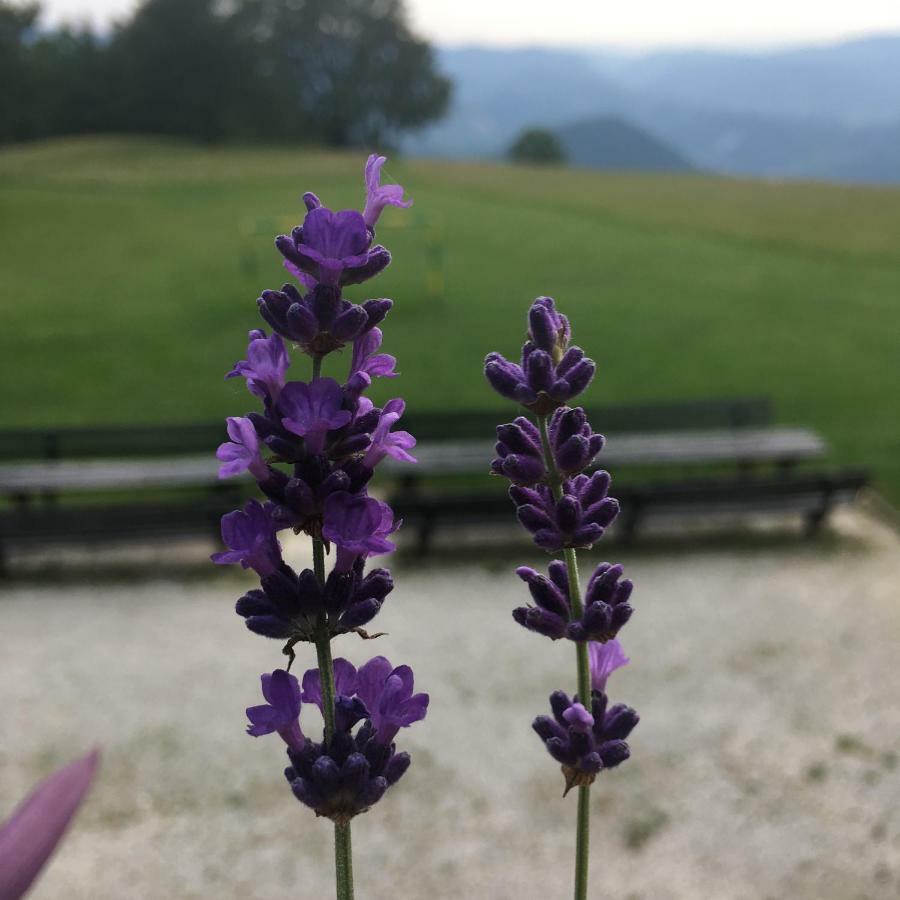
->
xmin=1 ymin=137 xmax=898 ymax=502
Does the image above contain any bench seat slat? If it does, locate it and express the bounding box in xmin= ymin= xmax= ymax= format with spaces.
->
xmin=0 ymin=427 xmax=826 ymax=494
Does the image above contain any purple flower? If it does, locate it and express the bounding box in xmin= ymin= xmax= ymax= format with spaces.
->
xmin=278 ymin=378 xmax=352 ymax=454
xmin=0 ymin=749 xmax=99 ymax=900
xmin=258 ymin=457 xmax=376 ymax=539
xmin=283 ymin=258 xmax=318 ymax=291
xmin=216 ymin=416 xmax=269 ymax=480
xmin=211 ymin=499 xmax=282 ymax=576
xmin=567 ymin=564 xmax=634 ymax=643
xmin=355 ymin=656 xmax=429 ymax=744
xmin=492 ymin=406 xmax=605 ymax=486
xmin=285 ymin=714 xmax=411 ymax=825
xmin=246 ymin=669 xmax=305 ymax=751
xmin=276 ymin=208 xmax=391 ymax=288
xmin=363 ymin=399 xmax=417 ymax=469
xmin=589 ymin=639 xmax=630 ymax=693
xmin=484 ymin=298 xmax=595 ymax=415
xmin=491 ymin=416 xmax=547 ymax=485
xmin=236 ymin=558 xmax=393 ymax=643
xmin=562 ymin=702 xmax=594 ymax=732
xmin=300 ymin=658 xmax=359 ymax=713
xmin=319 ymin=558 xmax=394 ymax=633
xmin=348 ymin=327 xmax=397 ymax=381
xmin=528 ymin=296 xmax=570 ymax=360
xmin=512 ymin=561 xmax=572 ymax=639
xmin=235 ymin=564 xmax=323 ymax=642
xmin=322 ymin=491 xmax=399 ymax=572
xmin=258 ymin=282 xmax=392 ymax=357
xmin=226 ymin=329 xmax=290 ymax=403
xmin=485 ymin=344 xmax=595 ymax=416
xmin=510 ymin=470 xmax=619 ymax=552
xmin=533 ymin=689 xmax=638 ymax=792
xmin=548 ymin=407 xmax=605 ymax=476
xmin=362 ymin=155 xmax=412 ymax=229
xmin=513 ymin=560 xmax=634 ymax=643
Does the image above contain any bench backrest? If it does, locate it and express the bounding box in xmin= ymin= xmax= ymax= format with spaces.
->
xmin=0 ymin=422 xmax=228 ymax=461
xmin=0 ymin=396 xmax=771 ymax=461
xmin=403 ymin=396 xmax=772 ymax=441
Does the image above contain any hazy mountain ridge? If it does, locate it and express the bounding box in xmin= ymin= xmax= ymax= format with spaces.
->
xmin=403 ymin=38 xmax=900 ymax=183
xmin=557 ymin=116 xmax=694 ymax=172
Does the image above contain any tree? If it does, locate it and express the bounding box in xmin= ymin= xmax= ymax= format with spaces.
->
xmin=105 ymin=0 xmax=251 ymax=141
xmin=235 ymin=0 xmax=451 ymax=146
xmin=0 ymin=2 xmax=41 ymax=142
xmin=507 ymin=128 xmax=567 ymax=165
xmin=0 ymin=0 xmax=451 ymax=147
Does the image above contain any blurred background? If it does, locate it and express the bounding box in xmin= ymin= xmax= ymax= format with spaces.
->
xmin=1 ymin=1 xmax=899 ymax=898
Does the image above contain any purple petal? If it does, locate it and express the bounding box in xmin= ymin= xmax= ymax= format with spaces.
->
xmin=0 ymin=749 xmax=100 ymax=900
xmin=589 ymin=639 xmax=630 ymax=692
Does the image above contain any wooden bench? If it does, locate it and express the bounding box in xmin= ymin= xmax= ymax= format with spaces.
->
xmin=0 ymin=397 xmax=868 ymax=563
xmin=385 ymin=397 xmax=868 ymax=551
xmin=0 ymin=423 xmax=241 ymax=569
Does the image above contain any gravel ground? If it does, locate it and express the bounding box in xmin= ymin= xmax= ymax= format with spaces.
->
xmin=3 ymin=509 xmax=900 ymax=899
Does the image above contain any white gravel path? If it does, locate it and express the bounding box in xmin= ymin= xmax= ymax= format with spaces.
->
xmin=2 ymin=509 xmax=899 ymax=899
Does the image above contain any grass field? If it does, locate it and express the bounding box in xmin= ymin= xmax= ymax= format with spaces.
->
xmin=1 ymin=137 xmax=898 ymax=502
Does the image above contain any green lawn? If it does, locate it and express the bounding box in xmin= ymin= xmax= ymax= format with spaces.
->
xmin=1 ymin=137 xmax=899 ymax=503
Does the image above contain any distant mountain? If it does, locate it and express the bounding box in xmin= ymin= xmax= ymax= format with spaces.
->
xmin=404 ymin=46 xmax=630 ymax=159
xmin=403 ymin=38 xmax=900 ymax=183
xmin=556 ymin=116 xmax=695 ymax=172
xmin=589 ymin=36 xmax=900 ymax=126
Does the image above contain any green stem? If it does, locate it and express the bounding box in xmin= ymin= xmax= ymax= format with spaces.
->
xmin=309 ymin=353 xmax=354 ymax=900
xmin=563 ymin=548 xmax=592 ymax=706
xmin=334 ymin=824 xmax=354 ymax=899
xmin=575 ymin=785 xmax=590 ymax=900
xmin=537 ymin=414 xmax=592 ymax=900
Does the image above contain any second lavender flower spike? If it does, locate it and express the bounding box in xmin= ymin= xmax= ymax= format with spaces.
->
xmin=484 ymin=296 xmax=640 ymax=900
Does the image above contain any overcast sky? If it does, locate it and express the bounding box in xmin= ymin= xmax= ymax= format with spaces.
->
xmin=38 ymin=0 xmax=900 ymax=49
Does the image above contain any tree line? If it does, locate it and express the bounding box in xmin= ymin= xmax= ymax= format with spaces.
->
xmin=0 ymin=0 xmax=451 ymax=146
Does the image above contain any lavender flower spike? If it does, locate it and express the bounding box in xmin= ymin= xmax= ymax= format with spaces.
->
xmin=363 ymin=155 xmax=413 ymax=229
xmin=218 ymin=154 xmax=418 ymax=897
xmin=484 ymin=294 xmax=639 ymax=899
xmin=246 ymin=669 xmax=306 ymax=751
xmin=0 ymin=749 xmax=100 ymax=900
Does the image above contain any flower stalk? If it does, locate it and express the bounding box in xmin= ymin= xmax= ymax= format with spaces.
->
xmin=539 ymin=413 xmax=592 ymax=897
xmin=485 ymin=296 xmax=640 ymax=899
xmin=213 ymin=156 xmax=427 ymax=899
xmin=310 ymin=350 xmax=353 ymax=899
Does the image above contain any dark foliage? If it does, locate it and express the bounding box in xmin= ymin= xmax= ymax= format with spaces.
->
xmin=0 ymin=0 xmax=451 ymax=146
xmin=507 ymin=128 xmax=566 ymax=165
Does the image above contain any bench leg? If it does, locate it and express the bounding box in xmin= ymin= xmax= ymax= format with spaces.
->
xmin=619 ymin=503 xmax=642 ymax=545
xmin=805 ymin=487 xmax=836 ymax=536
xmin=416 ymin=516 xmax=436 ymax=556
